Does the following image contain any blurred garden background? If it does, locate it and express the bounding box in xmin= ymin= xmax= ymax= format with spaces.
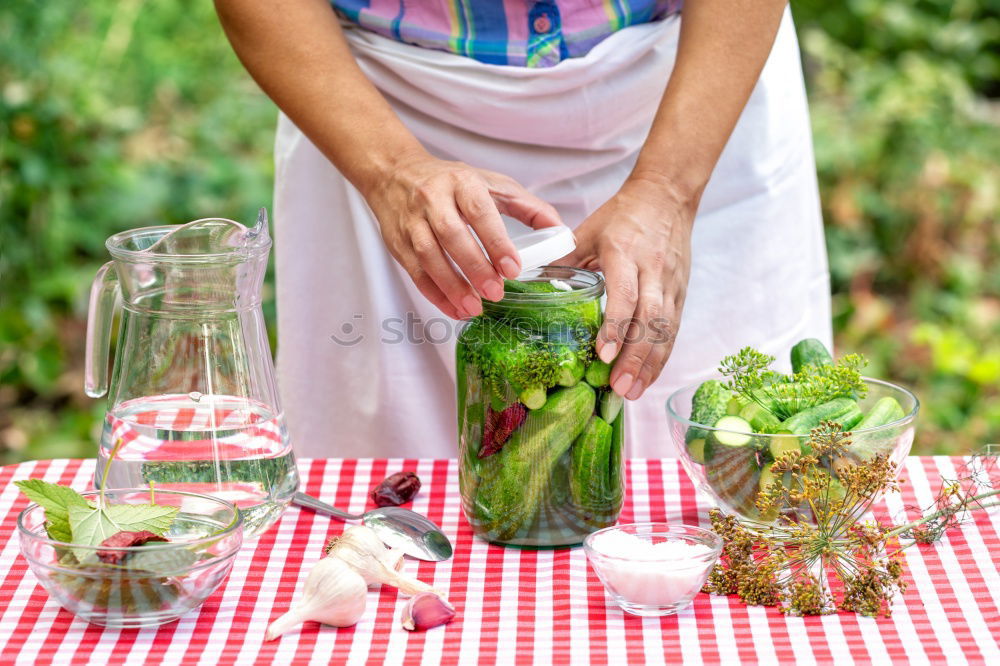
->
xmin=1 ymin=1 xmax=998 ymax=463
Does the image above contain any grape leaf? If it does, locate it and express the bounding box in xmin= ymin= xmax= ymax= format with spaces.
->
xmin=14 ymin=479 xmax=90 ymax=542
xmin=68 ymin=503 xmax=179 ymax=560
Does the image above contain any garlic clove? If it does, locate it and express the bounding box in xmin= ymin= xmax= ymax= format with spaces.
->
xmin=401 ymin=592 xmax=456 ymax=631
xmin=382 ymin=546 xmax=406 ymax=573
xmin=379 ymin=562 xmax=439 ymax=596
xmin=265 ymin=556 xmax=368 ymax=640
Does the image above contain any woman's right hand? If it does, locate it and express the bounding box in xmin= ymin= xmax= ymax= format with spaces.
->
xmin=363 ymin=150 xmax=563 ymax=319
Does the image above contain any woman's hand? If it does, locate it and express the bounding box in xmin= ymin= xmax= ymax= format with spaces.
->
xmin=560 ymin=176 xmax=695 ymax=400
xmin=364 ymin=151 xmax=563 ymax=319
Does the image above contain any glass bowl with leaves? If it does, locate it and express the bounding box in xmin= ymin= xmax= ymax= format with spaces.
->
xmin=17 ymin=484 xmax=243 ymax=628
xmin=666 ymin=341 xmax=919 ymax=527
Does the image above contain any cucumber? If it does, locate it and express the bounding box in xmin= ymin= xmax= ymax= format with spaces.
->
xmin=758 ymin=461 xmax=801 ymax=494
xmin=780 ymin=398 xmax=863 ymax=435
xmin=475 ymin=383 xmax=596 ymax=540
xmin=519 ymin=385 xmax=548 ymax=410
xmin=608 ymin=409 xmax=625 ymax=515
xmin=856 ymin=397 xmax=906 ymax=430
xmin=850 ymin=397 xmax=908 ymax=462
xmin=705 ymin=438 xmax=761 ymax=515
xmin=685 ymin=380 xmax=733 ymax=443
xmin=790 ymin=338 xmax=833 ymax=373
xmin=458 ymin=355 xmax=484 ymax=478
xmin=826 ymin=476 xmax=847 ymax=504
xmin=726 ymin=396 xmax=746 ymax=416
xmin=803 ymin=468 xmax=848 ymax=511
xmin=769 ymin=431 xmax=801 ymax=460
xmin=708 ymin=415 xmax=754 ymax=449
xmin=739 ymin=402 xmax=783 ymax=433
xmin=569 ymin=415 xmax=616 ymax=525
xmin=841 ymin=407 xmax=864 ymax=431
xmin=600 ymin=390 xmax=624 ymax=424
xmin=759 ymin=463 xmax=778 ymax=491
xmin=503 ymin=278 xmax=560 ymax=294
xmin=584 ymin=359 xmax=612 ymax=388
xmin=756 ymin=462 xmax=806 ymax=520
xmin=687 ymin=438 xmax=706 ymax=464
xmin=557 ymin=357 xmax=586 ymax=387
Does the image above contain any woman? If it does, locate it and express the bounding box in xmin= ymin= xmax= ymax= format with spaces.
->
xmin=215 ymin=0 xmax=831 ymax=459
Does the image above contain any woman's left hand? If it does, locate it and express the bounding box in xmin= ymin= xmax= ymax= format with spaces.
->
xmin=559 ymin=176 xmax=696 ymax=400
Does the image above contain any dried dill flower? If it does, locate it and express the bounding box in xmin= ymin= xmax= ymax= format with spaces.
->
xmin=783 ymin=573 xmax=833 ymax=616
xmin=702 ymin=510 xmax=783 ymax=606
xmin=704 ymin=428 xmax=1000 ymax=617
xmin=893 ymin=449 xmax=1000 ymax=544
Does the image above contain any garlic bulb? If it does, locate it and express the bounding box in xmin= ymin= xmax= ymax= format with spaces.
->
xmin=266 ymin=556 xmax=367 ymax=640
xmin=325 ymin=526 xmax=438 ymax=596
xmin=402 ymin=592 xmax=456 ymax=631
xmin=266 ymin=525 xmax=450 ymax=641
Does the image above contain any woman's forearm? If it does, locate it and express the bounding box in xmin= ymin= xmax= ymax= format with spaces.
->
xmin=630 ymin=0 xmax=789 ymax=210
xmin=214 ymin=0 xmax=427 ymax=196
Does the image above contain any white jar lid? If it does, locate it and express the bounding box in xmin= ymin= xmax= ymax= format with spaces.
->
xmin=510 ymin=225 xmax=576 ymax=273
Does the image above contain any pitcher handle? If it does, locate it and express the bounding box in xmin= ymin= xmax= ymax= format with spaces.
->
xmin=84 ymin=261 xmax=119 ymax=398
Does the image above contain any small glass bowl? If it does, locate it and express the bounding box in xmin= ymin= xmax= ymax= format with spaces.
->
xmin=18 ymin=488 xmax=243 ymax=628
xmin=583 ymin=523 xmax=722 ymax=617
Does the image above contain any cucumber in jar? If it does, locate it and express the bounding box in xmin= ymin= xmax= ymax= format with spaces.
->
xmin=568 ymin=414 xmax=616 ymax=526
xmin=474 ymin=383 xmax=597 ymax=541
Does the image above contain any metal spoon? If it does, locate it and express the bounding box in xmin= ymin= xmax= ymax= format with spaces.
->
xmin=291 ymin=492 xmax=453 ymax=562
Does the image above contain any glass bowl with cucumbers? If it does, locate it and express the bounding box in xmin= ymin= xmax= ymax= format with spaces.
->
xmin=666 ymin=339 xmax=919 ymax=526
xmin=456 ymin=267 xmax=625 ymax=547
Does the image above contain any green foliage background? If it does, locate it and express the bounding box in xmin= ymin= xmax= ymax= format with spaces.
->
xmin=2 ymin=1 xmax=998 ymax=463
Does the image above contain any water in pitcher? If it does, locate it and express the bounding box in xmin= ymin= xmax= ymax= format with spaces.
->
xmin=97 ymin=393 xmax=298 ymax=538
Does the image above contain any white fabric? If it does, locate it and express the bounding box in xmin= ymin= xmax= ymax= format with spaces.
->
xmin=273 ymin=9 xmax=831 ymax=459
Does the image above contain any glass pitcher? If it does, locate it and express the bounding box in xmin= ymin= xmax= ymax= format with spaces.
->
xmin=84 ymin=211 xmax=299 ymax=538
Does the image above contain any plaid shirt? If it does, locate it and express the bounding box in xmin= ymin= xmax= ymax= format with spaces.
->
xmin=333 ymin=1 xmax=682 ymax=67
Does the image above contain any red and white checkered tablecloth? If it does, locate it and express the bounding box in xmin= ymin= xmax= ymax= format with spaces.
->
xmin=0 ymin=457 xmax=997 ymax=665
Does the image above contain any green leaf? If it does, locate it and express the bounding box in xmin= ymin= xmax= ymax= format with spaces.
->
xmin=104 ymin=503 xmax=179 ymax=535
xmin=68 ymin=503 xmax=179 ymax=559
xmin=68 ymin=504 xmax=121 ymax=557
xmin=15 ymin=479 xmax=90 ymax=542
xmin=126 ymin=547 xmax=198 ymax=574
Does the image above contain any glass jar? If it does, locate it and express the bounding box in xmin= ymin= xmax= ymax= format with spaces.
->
xmin=456 ymin=267 xmax=625 ymax=547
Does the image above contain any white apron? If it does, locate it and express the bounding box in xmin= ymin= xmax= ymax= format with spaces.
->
xmin=273 ymin=9 xmax=831 ymax=459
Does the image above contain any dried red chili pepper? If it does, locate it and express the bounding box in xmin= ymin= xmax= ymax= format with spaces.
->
xmin=479 ymin=403 xmax=527 ymax=459
xmin=96 ymin=530 xmax=169 ymax=564
xmin=370 ymin=471 xmax=422 ymax=507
